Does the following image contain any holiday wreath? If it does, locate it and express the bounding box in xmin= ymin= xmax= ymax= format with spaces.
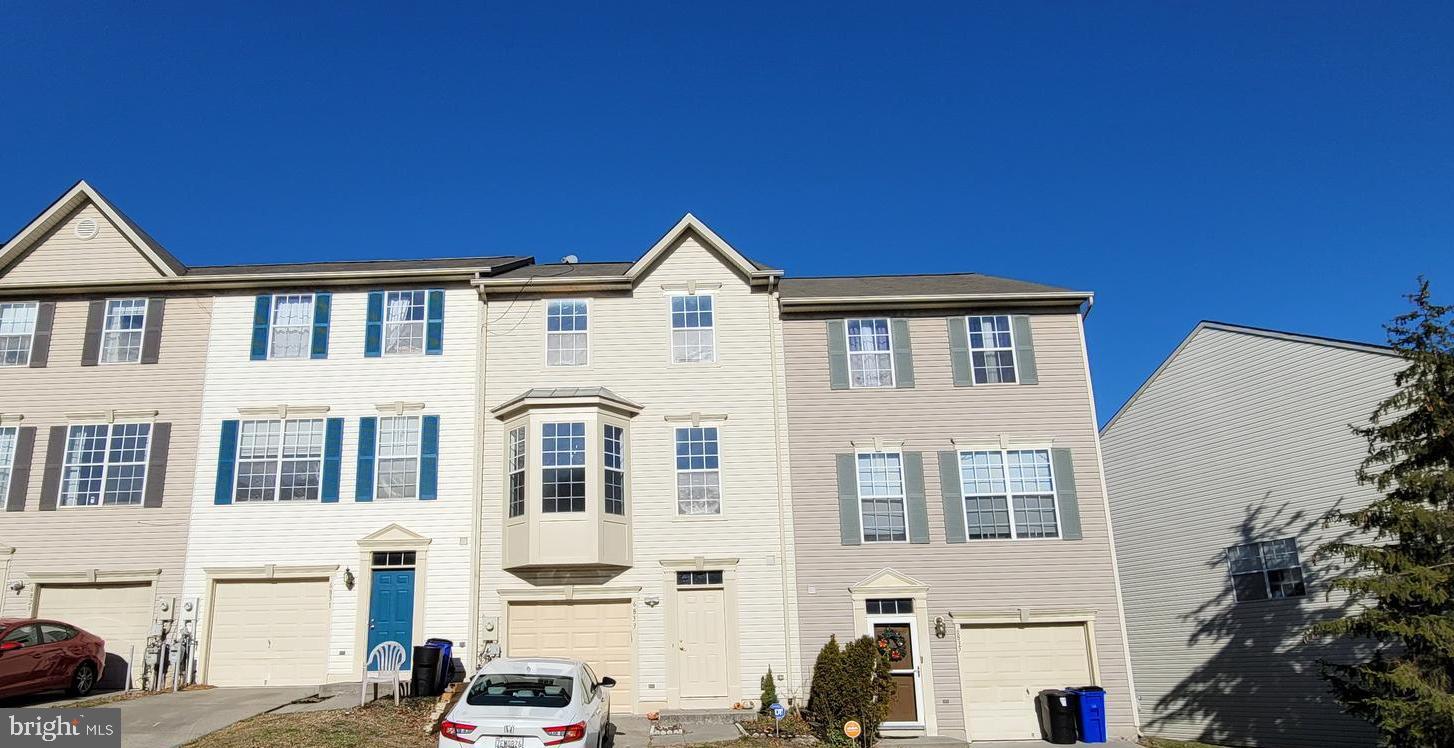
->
xmin=875 ymin=628 xmax=909 ymax=663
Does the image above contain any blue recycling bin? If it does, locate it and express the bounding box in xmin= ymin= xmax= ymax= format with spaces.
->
xmin=1068 ymin=686 xmax=1107 ymax=743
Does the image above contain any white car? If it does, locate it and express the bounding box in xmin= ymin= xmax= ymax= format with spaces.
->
xmin=440 ymin=657 xmax=616 ymax=748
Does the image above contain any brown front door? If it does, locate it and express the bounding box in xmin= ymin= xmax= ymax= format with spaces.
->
xmin=873 ymin=622 xmax=920 ymax=724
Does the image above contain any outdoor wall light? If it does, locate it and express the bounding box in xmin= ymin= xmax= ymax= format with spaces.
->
xmin=8 ymin=580 xmax=24 ymax=595
xmin=643 ymin=596 xmax=661 ymax=607
xmin=344 ymin=568 xmax=355 ymax=590
xmin=934 ymin=616 xmax=946 ymax=638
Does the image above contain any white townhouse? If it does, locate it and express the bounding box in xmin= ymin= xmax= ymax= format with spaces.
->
xmin=181 ymin=255 xmax=529 ymax=687
xmin=473 ymin=216 xmax=801 ymax=713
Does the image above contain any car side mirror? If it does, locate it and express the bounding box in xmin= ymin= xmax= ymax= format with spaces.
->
xmin=0 ymin=641 xmax=21 ymax=653
xmin=599 ymin=677 xmax=616 ymax=689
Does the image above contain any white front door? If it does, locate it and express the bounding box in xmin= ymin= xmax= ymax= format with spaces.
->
xmin=675 ymin=583 xmax=729 ymax=700
xmin=869 ymin=616 xmax=924 ymax=728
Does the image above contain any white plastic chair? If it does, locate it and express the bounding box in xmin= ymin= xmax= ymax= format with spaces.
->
xmin=361 ymin=641 xmax=408 ymax=706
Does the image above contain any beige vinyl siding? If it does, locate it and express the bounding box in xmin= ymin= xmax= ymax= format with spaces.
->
xmin=0 ymin=204 xmax=168 ymax=287
xmin=782 ymin=311 xmax=1136 ymax=740
xmin=1102 ymin=327 xmax=1397 ymax=748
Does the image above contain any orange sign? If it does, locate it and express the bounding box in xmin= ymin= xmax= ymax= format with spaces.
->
xmin=843 ymin=721 xmax=862 ymax=739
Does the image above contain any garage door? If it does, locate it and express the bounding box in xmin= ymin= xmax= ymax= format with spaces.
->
xmin=509 ymin=600 xmax=635 ymax=711
xmin=207 ymin=579 xmax=330 ymax=687
xmin=36 ymin=583 xmax=155 ymax=681
xmin=958 ymin=623 xmax=1093 ymax=741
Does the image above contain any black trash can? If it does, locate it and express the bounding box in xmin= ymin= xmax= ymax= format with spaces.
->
xmin=1037 ymin=689 xmax=1079 ymax=745
xmin=411 ymin=644 xmax=443 ymax=697
xmin=425 ymin=638 xmax=455 ymax=692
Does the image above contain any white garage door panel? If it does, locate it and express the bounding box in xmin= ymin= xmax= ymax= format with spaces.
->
xmin=36 ymin=583 xmax=154 ymax=674
xmin=959 ymin=623 xmax=1093 ymax=741
xmin=208 ymin=579 xmax=330 ymax=687
xmin=509 ymin=600 xmax=635 ymax=712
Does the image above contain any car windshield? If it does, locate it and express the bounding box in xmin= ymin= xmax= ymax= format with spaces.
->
xmin=467 ymin=674 xmax=574 ymax=708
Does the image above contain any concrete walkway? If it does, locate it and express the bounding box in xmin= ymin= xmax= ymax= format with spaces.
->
xmin=105 ymin=686 xmax=315 ymax=748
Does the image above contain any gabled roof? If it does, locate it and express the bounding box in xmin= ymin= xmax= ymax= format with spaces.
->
xmin=0 ymin=180 xmax=187 ymax=277
xmin=777 ymin=272 xmax=1092 ymax=312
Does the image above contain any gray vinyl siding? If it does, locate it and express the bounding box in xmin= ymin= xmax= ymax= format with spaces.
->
xmin=1101 ymin=326 xmax=1400 ymax=748
xmin=783 ymin=310 xmax=1137 ymax=740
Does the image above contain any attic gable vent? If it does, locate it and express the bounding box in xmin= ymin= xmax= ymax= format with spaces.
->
xmin=73 ymin=217 xmax=99 ymax=241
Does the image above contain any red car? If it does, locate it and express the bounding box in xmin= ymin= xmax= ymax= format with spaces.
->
xmin=0 ymin=618 xmax=105 ymax=700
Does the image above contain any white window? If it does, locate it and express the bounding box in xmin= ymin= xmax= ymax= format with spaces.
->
xmin=857 ymin=452 xmax=906 ymax=542
xmin=546 ymin=300 xmax=589 ymax=366
xmin=846 ymin=319 xmax=894 ymax=388
xmin=375 ymin=416 xmax=421 ymax=499
xmin=269 ymin=293 xmax=315 ymax=359
xmin=384 ymin=290 xmax=427 ymax=356
xmin=507 ymin=426 xmax=526 ymax=518
xmin=959 ymin=449 xmax=1058 ymax=540
xmin=670 ymin=294 xmax=716 ymax=364
xmin=234 ymin=419 xmax=325 ymax=502
xmin=966 ymin=315 xmax=1016 ymax=384
xmin=675 ymin=427 xmax=721 ymax=515
xmin=1227 ymin=538 xmax=1307 ymax=602
xmin=99 ymin=298 xmax=148 ymax=364
xmin=59 ymin=422 xmax=151 ymax=507
xmin=541 ymin=422 xmax=586 ymax=513
xmin=604 ymin=424 xmax=625 ymax=515
xmin=0 ymin=427 xmax=17 ymax=508
xmin=0 ymin=302 xmax=38 ymax=367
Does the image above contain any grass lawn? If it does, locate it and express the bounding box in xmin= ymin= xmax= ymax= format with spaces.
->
xmin=185 ymin=697 xmax=438 ymax=748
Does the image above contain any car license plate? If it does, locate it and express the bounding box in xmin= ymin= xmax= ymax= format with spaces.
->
xmin=496 ymin=737 xmax=525 ymax=748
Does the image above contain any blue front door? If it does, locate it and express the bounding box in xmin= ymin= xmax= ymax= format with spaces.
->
xmin=368 ymin=569 xmax=416 ymax=670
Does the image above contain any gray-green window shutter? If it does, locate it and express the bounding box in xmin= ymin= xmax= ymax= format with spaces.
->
xmin=1052 ymin=447 xmax=1082 ymax=540
xmin=826 ymin=321 xmax=849 ymax=390
xmin=37 ymin=426 xmax=67 ymax=511
xmin=28 ymin=302 xmax=55 ymax=368
xmin=904 ymin=451 xmax=928 ymax=543
xmin=947 ymin=317 xmax=972 ymax=387
xmin=1012 ymin=315 xmax=1038 ymax=385
xmin=140 ymin=298 xmax=166 ymax=364
xmin=143 ymin=423 xmax=170 ymax=508
xmin=836 ymin=453 xmax=861 ymax=545
xmin=938 ymin=450 xmax=966 ymax=543
xmin=80 ymin=301 xmax=105 ymax=366
xmin=891 ymin=319 xmax=914 ymax=389
xmin=4 ymin=427 xmax=36 ymax=511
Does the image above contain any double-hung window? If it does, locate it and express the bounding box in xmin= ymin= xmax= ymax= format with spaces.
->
xmin=675 ymin=427 xmax=721 ymax=515
xmin=99 ymin=299 xmax=147 ymax=364
xmin=846 ymin=319 xmax=894 ymax=388
xmin=604 ymin=424 xmax=625 ymax=515
xmin=541 ymin=422 xmax=586 ymax=513
xmin=670 ymin=294 xmax=715 ymax=364
xmin=268 ymin=294 xmax=315 ymax=359
xmin=507 ymin=427 xmax=527 ymax=517
xmin=1227 ymin=538 xmax=1307 ymax=602
xmin=0 ymin=302 xmax=38 ymax=367
xmin=59 ymin=423 xmax=151 ymax=506
xmin=959 ymin=449 xmax=1058 ymax=540
xmin=546 ymin=300 xmax=589 ymax=366
xmin=0 ymin=427 xmax=18 ymax=508
xmin=375 ymin=416 xmax=422 ymax=499
xmin=384 ymin=290 xmax=427 ymax=355
xmin=234 ymin=419 xmax=325 ymax=501
xmin=857 ymin=452 xmax=907 ymax=542
xmin=966 ymin=315 xmax=1016 ymax=384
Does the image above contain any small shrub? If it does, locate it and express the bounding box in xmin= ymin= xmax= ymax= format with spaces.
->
xmin=804 ymin=634 xmax=898 ymax=744
xmin=759 ymin=666 xmax=779 ymax=716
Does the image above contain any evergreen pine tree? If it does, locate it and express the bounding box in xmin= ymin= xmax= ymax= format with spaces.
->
xmin=805 ymin=636 xmax=848 ymax=743
xmin=1308 ymin=279 xmax=1454 ymax=747
xmin=843 ymin=635 xmax=897 ymax=740
xmin=759 ymin=666 xmax=779 ymax=715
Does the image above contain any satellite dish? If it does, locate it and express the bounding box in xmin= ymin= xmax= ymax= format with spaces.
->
xmin=561 ymin=255 xmax=579 ymax=264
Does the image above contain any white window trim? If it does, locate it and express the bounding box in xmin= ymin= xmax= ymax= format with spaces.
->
xmin=956 ymin=447 xmax=1061 ymax=541
xmin=98 ymin=298 xmax=148 ymax=366
xmin=845 ymin=318 xmax=896 ymax=389
xmin=57 ymin=422 xmax=153 ymax=509
xmin=540 ymin=421 xmax=589 ymax=514
xmin=266 ymin=293 xmax=316 ymax=361
xmin=1226 ymin=538 xmax=1307 ymax=602
xmin=506 ymin=425 xmax=527 ymax=518
xmin=0 ymin=425 xmax=17 ymax=510
xmin=855 ymin=449 xmax=909 ymax=544
xmin=0 ymin=301 xmax=40 ymax=368
xmin=373 ymin=415 xmax=423 ymax=500
xmin=674 ymin=425 xmax=723 ymax=517
xmin=382 ymin=289 xmax=428 ymax=358
xmin=667 ymin=292 xmax=718 ymax=366
xmin=232 ymin=418 xmax=327 ymax=503
xmin=964 ymin=315 xmax=1016 ymax=386
xmin=603 ymin=423 xmax=626 ymax=516
xmin=544 ymin=298 xmax=590 ymax=368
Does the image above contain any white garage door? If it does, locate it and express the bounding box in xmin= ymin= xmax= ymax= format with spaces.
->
xmin=207 ymin=579 xmax=330 ymax=687
xmin=36 ymin=583 xmax=155 ymax=679
xmin=509 ymin=600 xmax=635 ymax=711
xmin=958 ymin=623 xmax=1094 ymax=741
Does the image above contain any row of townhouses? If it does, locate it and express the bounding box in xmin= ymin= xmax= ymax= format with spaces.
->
xmin=0 ymin=181 xmax=1136 ymax=742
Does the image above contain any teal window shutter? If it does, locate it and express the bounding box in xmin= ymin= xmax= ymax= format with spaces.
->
xmin=250 ymin=296 xmax=272 ymax=361
xmin=1012 ymin=315 xmax=1039 ymax=385
xmin=356 ymin=417 xmax=377 ymax=501
xmin=364 ymin=292 xmax=384 ymax=358
xmin=425 ymin=289 xmax=445 ymax=355
xmin=938 ymin=451 xmax=966 ymax=543
xmin=891 ymin=319 xmax=915 ymax=388
xmin=321 ymin=418 xmax=343 ymax=502
xmin=947 ymin=318 xmax=972 ymax=387
xmin=215 ymin=420 xmax=239 ymax=505
xmin=836 ymin=453 xmax=861 ymax=545
xmin=310 ymin=292 xmax=332 ymax=360
xmin=1052 ymin=448 xmax=1082 ymax=540
xmin=826 ymin=321 xmax=849 ymax=390
xmin=419 ymin=415 xmax=439 ymax=499
xmin=904 ymin=451 xmax=929 ymax=543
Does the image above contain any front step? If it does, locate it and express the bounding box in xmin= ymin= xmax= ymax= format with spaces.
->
xmin=657 ymin=708 xmax=757 ymax=725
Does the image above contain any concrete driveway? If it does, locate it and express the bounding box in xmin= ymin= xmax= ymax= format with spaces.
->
xmin=104 ymin=687 xmax=314 ymax=748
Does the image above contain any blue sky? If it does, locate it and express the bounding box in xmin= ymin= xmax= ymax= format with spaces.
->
xmin=2 ymin=2 xmax=1450 ymax=422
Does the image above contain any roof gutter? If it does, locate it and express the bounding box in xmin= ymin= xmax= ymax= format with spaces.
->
xmin=777 ymin=291 xmax=1094 ymax=313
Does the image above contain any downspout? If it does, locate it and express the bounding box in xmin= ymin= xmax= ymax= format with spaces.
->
xmin=467 ymin=281 xmax=489 ymax=673
xmin=765 ymin=276 xmax=800 ymax=700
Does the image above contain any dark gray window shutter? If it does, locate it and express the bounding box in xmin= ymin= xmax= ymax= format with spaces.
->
xmin=836 ymin=453 xmax=861 ymax=545
xmin=80 ymin=301 xmax=105 ymax=366
xmin=140 ymin=298 xmax=166 ymax=365
xmin=1012 ymin=315 xmax=1038 ymax=385
xmin=1052 ymin=448 xmax=1082 ymax=540
xmin=826 ymin=321 xmax=849 ymax=390
xmin=891 ymin=319 xmax=915 ymax=389
xmin=947 ymin=317 xmax=972 ymax=387
xmin=37 ymin=425 xmax=68 ymax=511
xmin=5 ymin=426 xmax=36 ymax=511
xmin=904 ymin=451 xmax=928 ymax=543
xmin=938 ymin=450 xmax=966 ymax=543
xmin=143 ymin=422 xmax=171 ymax=508
xmin=28 ymin=302 xmax=55 ymax=368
